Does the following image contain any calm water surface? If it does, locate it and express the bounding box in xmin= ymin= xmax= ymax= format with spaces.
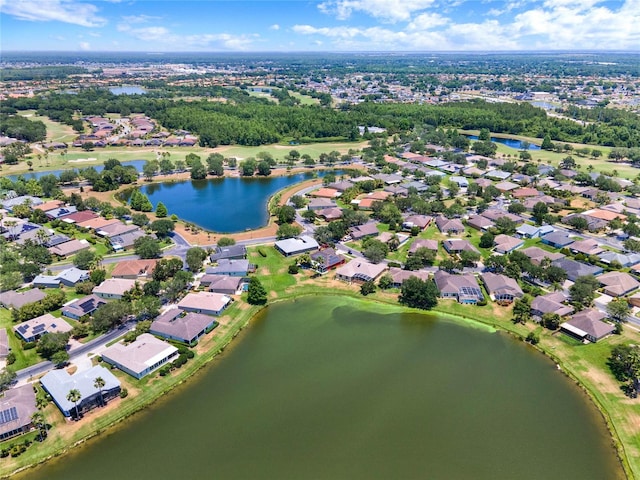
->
xmin=27 ymin=297 xmax=622 ymax=480
xmin=466 ymin=134 xmax=541 ymax=150
xmin=141 ymin=171 xmax=328 ymax=232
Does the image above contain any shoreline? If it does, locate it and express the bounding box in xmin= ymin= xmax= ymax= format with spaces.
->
xmin=5 ymin=292 xmax=631 ymax=479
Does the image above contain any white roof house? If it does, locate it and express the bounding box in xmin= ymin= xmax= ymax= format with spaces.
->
xmin=274 ymin=236 xmax=319 ymax=256
xmin=101 ymin=333 xmax=178 ymax=379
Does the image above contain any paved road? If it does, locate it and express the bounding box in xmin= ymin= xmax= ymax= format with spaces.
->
xmin=16 ymin=322 xmax=135 ymax=384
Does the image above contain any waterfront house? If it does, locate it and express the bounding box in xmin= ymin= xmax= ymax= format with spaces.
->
xmin=0 ymin=385 xmax=37 ymax=441
xmin=178 ymin=292 xmax=232 ymax=316
xmin=13 ymin=314 xmax=72 ymax=343
xmin=40 ymin=365 xmax=121 ymax=418
xmin=207 ymin=259 xmax=255 ymax=277
xmin=200 ymin=275 xmax=244 ymax=295
xmin=101 ymin=333 xmax=179 ymax=379
xmin=531 ymin=292 xmax=574 ymax=318
xmin=387 ymin=268 xmax=430 ymax=288
xmin=481 ymin=272 xmax=524 ymax=303
xmin=335 ymin=259 xmax=387 ymax=284
xmin=310 ymin=248 xmax=346 ymax=273
xmin=561 ymin=310 xmax=614 ymax=343
xmin=151 ymin=310 xmax=218 ymax=346
xmin=433 ymin=271 xmax=483 ymax=304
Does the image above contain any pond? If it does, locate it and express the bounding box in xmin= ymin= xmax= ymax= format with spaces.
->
xmin=137 ymin=171 xmax=333 ymax=233
xmin=3 ymin=160 xmax=147 ymax=182
xmin=109 ymin=86 xmax=147 ymax=95
xmin=25 ymin=297 xmax=623 ymax=480
xmin=466 ymin=135 xmax=541 ymax=150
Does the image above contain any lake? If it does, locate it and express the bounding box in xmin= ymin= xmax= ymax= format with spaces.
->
xmin=139 ymin=171 xmax=330 ymax=233
xmin=3 ymin=160 xmax=147 ymax=182
xmin=109 ymin=86 xmax=147 ymax=95
xmin=25 ymin=297 xmax=623 ymax=480
xmin=466 ymin=135 xmax=541 ymax=150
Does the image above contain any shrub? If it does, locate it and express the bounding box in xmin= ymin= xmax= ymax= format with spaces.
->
xmin=288 ymin=264 xmax=299 ymax=274
xmin=477 ymin=299 xmax=488 ymax=306
xmin=120 ymin=388 xmax=129 ymax=399
xmin=257 ymin=247 xmax=267 ymax=257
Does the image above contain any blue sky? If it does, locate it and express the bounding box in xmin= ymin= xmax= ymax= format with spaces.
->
xmin=1 ymin=0 xmax=638 ymax=52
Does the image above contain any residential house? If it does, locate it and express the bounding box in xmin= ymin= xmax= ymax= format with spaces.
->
xmin=206 ymin=259 xmax=254 ymax=276
xmin=433 ymin=271 xmax=484 ymax=304
xmin=449 ymin=176 xmax=469 ymax=188
xmin=32 ymin=275 xmax=61 ymax=289
xmin=515 ymin=224 xmax=554 ymax=239
xmin=335 ymin=259 xmax=387 ymax=284
xmin=561 ymin=310 xmax=614 ymax=343
xmin=480 ymin=210 xmax=523 ymax=224
xmin=512 ymin=187 xmax=541 ymax=198
xmin=55 ymin=267 xmax=89 ymax=287
xmin=62 ymin=294 xmax=106 ymax=320
xmin=93 ymin=278 xmax=137 ymax=300
xmin=13 ymin=314 xmax=72 ymax=343
xmin=210 ymin=245 xmax=247 ymax=262
xmin=40 ymin=365 xmax=121 ymax=418
xmin=151 ymin=310 xmax=218 ymax=346
xmin=110 ymin=229 xmax=147 ymax=251
xmin=494 ymin=234 xmax=524 ymax=254
xmin=541 ymin=231 xmax=574 ymax=249
xmin=387 ymin=268 xmax=430 ymax=288
xmin=598 ymin=252 xmax=640 ymax=268
xmin=274 ymin=236 xmax=320 ymax=257
xmin=350 ymin=222 xmax=380 ymax=240
xmin=0 ymin=385 xmax=37 ymax=440
xmin=328 ymin=180 xmax=355 ymax=192
xmin=597 ymin=272 xmax=640 ymax=297
xmin=200 ymin=275 xmax=244 ymax=295
xmin=562 ymin=214 xmax=607 ymax=232
xmin=1 ymin=196 xmax=43 ymax=212
xmin=101 ymin=333 xmax=178 ymax=379
xmin=310 ymin=249 xmax=346 ymax=273
xmin=435 ymin=216 xmax=465 ymax=234
xmin=401 ymin=215 xmax=432 ymax=231
xmin=97 ymin=222 xmax=139 ymax=238
xmin=551 ymin=258 xmax=603 ymax=282
xmin=443 ymin=239 xmax=479 ymax=254
xmin=60 ymin=210 xmax=99 ymax=225
xmin=45 ymin=206 xmax=77 ymax=220
xmin=0 ymin=288 xmax=46 ymax=309
xmin=531 ymin=292 xmax=574 ymax=318
xmin=0 ymin=329 xmax=7 ymax=359
xmin=494 ymin=180 xmax=519 ymax=192
xmin=48 ymin=239 xmax=91 ymax=258
xmin=408 ymin=239 xmax=438 ymax=254
xmin=111 ymin=259 xmax=158 ymax=280
xmin=178 ymin=292 xmax=232 ymax=316
xmin=481 ymin=272 xmax=524 ymax=303
xmin=521 ymin=247 xmax=565 ymax=266
xmin=310 ymin=188 xmax=339 ymax=198
xmin=467 ymin=215 xmax=494 ymax=231
xmin=317 ymin=207 xmax=343 ymax=221
xmin=569 ymin=239 xmax=604 ymax=256
xmin=307 ymin=198 xmax=337 ymax=211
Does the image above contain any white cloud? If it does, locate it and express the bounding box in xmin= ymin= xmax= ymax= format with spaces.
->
xmin=270 ymin=24 xmax=280 ymax=30
xmin=117 ymin=22 xmax=258 ymax=50
xmin=0 ymin=0 xmax=106 ymax=27
xmin=406 ymin=12 xmax=449 ymax=30
xmin=121 ymin=14 xmax=161 ymax=25
xmin=79 ymin=41 xmax=91 ymax=50
xmin=318 ymin=0 xmax=436 ymax=22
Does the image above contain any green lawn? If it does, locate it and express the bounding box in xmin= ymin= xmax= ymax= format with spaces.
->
xmin=0 ymin=308 xmax=42 ymax=371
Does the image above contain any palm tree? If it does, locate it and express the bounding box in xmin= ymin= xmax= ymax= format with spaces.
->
xmin=67 ymin=389 xmax=82 ymax=419
xmin=31 ymin=411 xmax=45 ymax=441
xmin=94 ymin=377 xmax=106 ymax=407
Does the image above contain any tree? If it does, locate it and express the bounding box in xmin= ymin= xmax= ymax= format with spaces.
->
xmin=91 ymin=300 xmax=131 ymax=332
xmin=608 ymin=344 xmax=640 ymax=384
xmin=155 ymin=202 xmax=168 ymax=218
xmin=276 ymin=224 xmax=302 ymax=240
xmin=570 ymin=275 xmax=600 ymax=309
xmin=240 ymin=158 xmax=257 ymax=176
xmin=190 ymin=159 xmax=207 ymax=180
xmin=360 ymin=280 xmax=377 ymax=296
xmin=405 ymin=247 xmax=436 ymax=270
xmin=479 ymin=232 xmax=495 ymax=249
xmin=134 ymin=236 xmax=162 ymax=259
xmin=541 ymin=134 xmax=553 ymax=150
xmin=460 ymin=250 xmax=481 ymax=267
xmin=247 ymin=277 xmax=267 ymax=305
xmin=399 ymin=277 xmax=438 ymax=310
xmin=150 ymin=219 xmax=175 ymax=238
xmin=378 ymin=274 xmax=393 ymax=289
xmin=132 ymin=213 xmax=149 ymax=227
xmin=186 ymin=247 xmax=207 ymax=272
xmin=36 ymin=332 xmax=71 ymax=359
xmin=257 ymin=160 xmax=271 ymax=176
xmin=512 ymin=296 xmax=531 ymax=324
xmin=142 ymin=160 xmax=158 ymax=181
xmin=0 ymin=368 xmax=17 ymax=392
xmin=532 ymin=202 xmax=549 ymax=225
xmin=67 ymin=389 xmax=82 ymax=419
xmin=290 ymin=195 xmax=306 ymax=209
xmin=206 ymin=153 xmax=224 ymax=176
xmin=362 ymin=238 xmax=388 ymax=264
xmin=276 ymin=205 xmax=296 ymax=224
xmin=73 ymin=249 xmax=97 ymax=270
xmin=94 ymin=377 xmax=106 ymax=407
xmin=51 ymin=350 xmax=69 ymax=366
xmin=217 ymin=237 xmax=236 ymax=247
xmin=508 ymin=202 xmax=526 ymax=215
xmin=606 ymin=297 xmax=630 ymax=323
xmin=541 ymin=312 xmax=561 ymax=330
xmin=567 ymin=216 xmax=589 ymax=232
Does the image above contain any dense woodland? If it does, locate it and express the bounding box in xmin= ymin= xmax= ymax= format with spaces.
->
xmin=2 ymin=86 xmax=639 ymax=148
